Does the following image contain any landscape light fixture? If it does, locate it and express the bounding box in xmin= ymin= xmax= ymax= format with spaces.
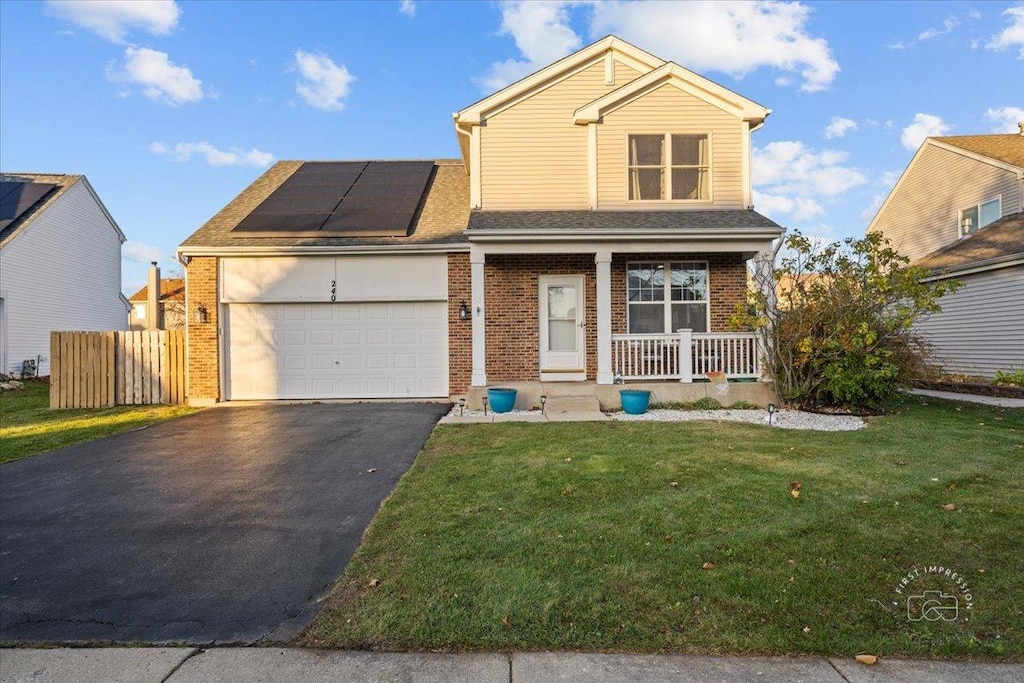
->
xmin=540 ymin=395 xmax=547 ymax=414
xmin=481 ymin=395 xmax=488 ymax=416
xmin=195 ymin=305 xmax=209 ymax=324
xmin=459 ymin=397 xmax=466 ymax=416
xmin=459 ymin=300 xmax=469 ymax=320
xmin=767 ymin=403 xmax=777 ymax=426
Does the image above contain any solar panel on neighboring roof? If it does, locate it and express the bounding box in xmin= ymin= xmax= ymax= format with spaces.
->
xmin=0 ymin=181 xmax=58 ymax=232
xmin=232 ymin=160 xmax=435 ymax=237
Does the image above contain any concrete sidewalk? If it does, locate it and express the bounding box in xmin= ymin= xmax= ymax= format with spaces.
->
xmin=908 ymin=388 xmax=1024 ymax=408
xmin=2 ymin=648 xmax=1022 ymax=683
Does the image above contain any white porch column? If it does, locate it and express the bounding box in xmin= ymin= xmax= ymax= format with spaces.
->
xmin=595 ymin=250 xmax=613 ymax=385
xmin=470 ymin=249 xmax=487 ymax=387
xmin=678 ymin=328 xmax=693 ymax=383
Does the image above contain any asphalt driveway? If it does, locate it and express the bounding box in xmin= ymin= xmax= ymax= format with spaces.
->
xmin=0 ymin=402 xmax=448 ymax=645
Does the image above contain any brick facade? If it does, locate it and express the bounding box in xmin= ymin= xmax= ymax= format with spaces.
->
xmin=447 ymin=252 xmax=473 ymax=394
xmin=185 ymin=256 xmax=219 ymax=404
xmin=446 ymin=251 xmax=749 ymax=393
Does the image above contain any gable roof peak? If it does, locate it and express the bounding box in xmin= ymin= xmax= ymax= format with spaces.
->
xmin=454 ymin=34 xmax=665 ymax=127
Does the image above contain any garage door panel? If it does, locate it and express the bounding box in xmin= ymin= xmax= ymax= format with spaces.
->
xmin=228 ymin=302 xmax=447 ymax=399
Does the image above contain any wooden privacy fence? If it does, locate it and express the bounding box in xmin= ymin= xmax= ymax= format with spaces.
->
xmin=50 ymin=331 xmax=185 ymax=409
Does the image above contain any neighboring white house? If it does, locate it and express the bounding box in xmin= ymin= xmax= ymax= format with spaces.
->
xmin=0 ymin=173 xmax=129 ymax=376
xmin=868 ymin=130 xmax=1024 ymax=378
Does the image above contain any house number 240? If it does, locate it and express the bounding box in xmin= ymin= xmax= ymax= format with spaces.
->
xmin=330 ymin=280 xmax=337 ymax=302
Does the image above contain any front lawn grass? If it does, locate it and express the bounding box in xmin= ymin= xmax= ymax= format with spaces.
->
xmin=303 ymin=397 xmax=1024 ymax=659
xmin=0 ymin=382 xmax=200 ymax=464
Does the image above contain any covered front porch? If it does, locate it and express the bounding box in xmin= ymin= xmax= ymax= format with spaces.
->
xmin=460 ymin=224 xmax=779 ymax=402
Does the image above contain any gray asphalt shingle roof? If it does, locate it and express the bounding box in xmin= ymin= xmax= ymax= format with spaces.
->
xmin=467 ymin=209 xmax=782 ymax=232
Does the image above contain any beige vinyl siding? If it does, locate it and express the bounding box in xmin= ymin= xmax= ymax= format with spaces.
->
xmin=596 ymin=84 xmax=745 ymax=209
xmin=872 ymin=144 xmax=1021 ymax=262
xmin=480 ymin=58 xmax=642 ymax=210
xmin=914 ymin=266 xmax=1024 ymax=377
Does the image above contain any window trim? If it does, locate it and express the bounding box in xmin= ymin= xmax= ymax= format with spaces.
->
xmin=958 ymin=195 xmax=1001 ymax=238
xmin=625 ymin=132 xmax=714 ymax=203
xmin=625 ymin=260 xmax=711 ymax=334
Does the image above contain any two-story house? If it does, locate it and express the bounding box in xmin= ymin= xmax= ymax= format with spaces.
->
xmin=178 ymin=36 xmax=782 ymax=407
xmin=1 ymin=173 xmax=129 ymax=376
xmin=868 ymin=129 xmax=1024 ymax=378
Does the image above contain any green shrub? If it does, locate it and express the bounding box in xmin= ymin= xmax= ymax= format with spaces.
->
xmin=688 ymin=397 xmax=722 ymax=411
xmin=728 ymin=400 xmax=761 ymax=409
xmin=994 ymin=370 xmax=1024 ymax=387
xmin=733 ymin=231 xmax=959 ymax=413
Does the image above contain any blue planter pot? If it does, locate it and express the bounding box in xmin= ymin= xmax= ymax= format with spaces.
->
xmin=620 ymin=389 xmax=651 ymax=415
xmin=487 ymin=388 xmax=517 ymax=413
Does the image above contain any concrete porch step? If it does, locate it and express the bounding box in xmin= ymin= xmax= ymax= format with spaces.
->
xmin=544 ymin=395 xmax=601 ymax=413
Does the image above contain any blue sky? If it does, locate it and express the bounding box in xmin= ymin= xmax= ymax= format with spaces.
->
xmin=1 ymin=0 xmax=1021 ymax=294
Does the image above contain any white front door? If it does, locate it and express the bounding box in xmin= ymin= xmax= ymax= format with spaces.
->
xmin=539 ymin=275 xmax=586 ymax=381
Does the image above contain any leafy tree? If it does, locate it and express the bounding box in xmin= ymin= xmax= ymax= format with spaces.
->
xmin=733 ymin=230 xmax=960 ymax=412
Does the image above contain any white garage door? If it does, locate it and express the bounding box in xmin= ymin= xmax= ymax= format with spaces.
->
xmin=226 ymin=302 xmax=447 ymax=400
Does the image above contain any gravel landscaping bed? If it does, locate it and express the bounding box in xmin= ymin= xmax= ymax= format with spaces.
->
xmin=443 ymin=406 xmax=865 ymax=430
xmin=612 ymin=408 xmax=865 ymax=431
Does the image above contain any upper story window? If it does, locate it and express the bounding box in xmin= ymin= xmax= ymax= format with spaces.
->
xmin=627 ymin=261 xmax=708 ymax=333
xmin=628 ymin=134 xmax=710 ymax=202
xmin=959 ymin=197 xmax=1000 ymax=237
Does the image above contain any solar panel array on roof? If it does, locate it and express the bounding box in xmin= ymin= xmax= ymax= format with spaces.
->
xmin=233 ymin=161 xmax=435 ymax=237
xmin=0 ymin=180 xmax=58 ymax=231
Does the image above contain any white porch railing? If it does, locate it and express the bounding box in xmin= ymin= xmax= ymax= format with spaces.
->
xmin=611 ymin=331 xmax=760 ymax=382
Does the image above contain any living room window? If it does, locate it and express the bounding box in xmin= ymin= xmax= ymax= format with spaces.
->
xmin=958 ymin=197 xmax=1000 ymax=237
xmin=628 ymin=134 xmax=710 ymax=201
xmin=627 ymin=261 xmax=708 ymax=333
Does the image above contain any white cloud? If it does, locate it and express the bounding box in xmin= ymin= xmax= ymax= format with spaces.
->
xmin=824 ymin=116 xmax=858 ymax=139
xmin=293 ymin=50 xmax=355 ymax=111
xmin=150 ymin=141 xmax=274 ymax=167
xmin=398 ymin=0 xmax=416 ymax=17
xmin=475 ymin=1 xmax=582 ymax=92
xmin=123 ymin=241 xmax=165 ymax=264
xmin=880 ymin=170 xmax=901 ymax=187
xmin=860 ymin=193 xmax=885 ymax=221
xmin=107 ymin=47 xmax=203 ymax=105
xmin=752 ymin=140 xmax=866 ymax=223
xmin=985 ymin=106 xmax=1024 ymax=133
xmin=918 ymin=16 xmax=959 ymax=41
xmin=45 ymin=0 xmax=180 ymax=43
xmin=987 ymin=6 xmax=1024 ymax=58
xmin=588 ymin=0 xmax=840 ymax=92
xmin=753 ymin=141 xmax=867 ymax=196
xmin=888 ymin=40 xmax=908 ymax=50
xmin=900 ymin=113 xmax=950 ymax=150
xmin=753 ymin=190 xmax=824 ymax=221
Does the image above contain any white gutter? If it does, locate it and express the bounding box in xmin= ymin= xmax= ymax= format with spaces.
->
xmin=176 ymin=241 xmax=470 ymax=262
xmin=921 ymin=255 xmax=1024 ymax=282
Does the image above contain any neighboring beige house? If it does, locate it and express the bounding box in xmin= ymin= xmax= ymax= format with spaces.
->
xmin=0 ymin=173 xmax=129 ymax=376
xmin=178 ymin=36 xmax=783 ymax=407
xmin=128 ymin=264 xmax=185 ymax=331
xmin=868 ymin=129 xmax=1024 ymax=378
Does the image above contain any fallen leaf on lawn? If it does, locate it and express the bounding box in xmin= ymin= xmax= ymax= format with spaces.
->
xmin=367 ymin=468 xmax=376 ymax=473
xmin=790 ymin=481 xmax=802 ymax=491
xmin=669 ymin=481 xmax=679 ymax=487
xmin=855 ymin=654 xmax=878 ymax=665
xmin=930 ymin=478 xmax=939 ymax=482
xmin=942 ymin=503 xmax=956 ymax=511
xmin=978 ymin=568 xmax=986 ymax=573
xmin=803 ymin=626 xmax=811 ymax=633
xmin=368 ymin=578 xmax=380 ymax=587
xmin=791 ymin=489 xmax=801 ymax=499
xmin=702 ymin=562 xmax=716 ymax=570
xmin=500 ymin=617 xmax=509 ymax=627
